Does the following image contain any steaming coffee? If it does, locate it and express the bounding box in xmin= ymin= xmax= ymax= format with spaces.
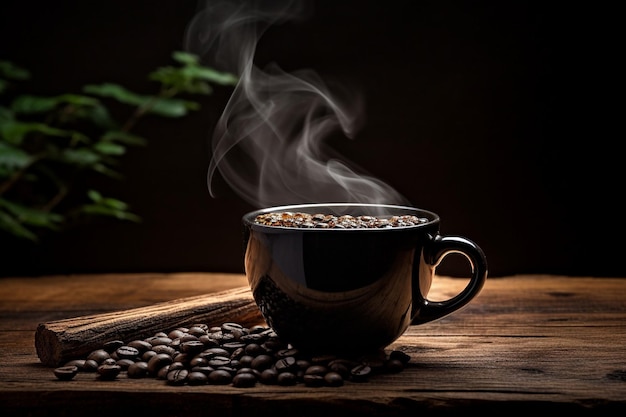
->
xmin=242 ymin=203 xmax=488 ymax=355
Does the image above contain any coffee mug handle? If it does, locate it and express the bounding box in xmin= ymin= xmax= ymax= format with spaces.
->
xmin=412 ymin=234 xmax=488 ymax=324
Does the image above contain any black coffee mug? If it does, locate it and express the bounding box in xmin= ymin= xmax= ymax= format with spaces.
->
xmin=242 ymin=203 xmax=487 ymax=355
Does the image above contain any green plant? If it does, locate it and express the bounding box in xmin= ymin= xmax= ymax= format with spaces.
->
xmin=0 ymin=52 xmax=237 ymax=242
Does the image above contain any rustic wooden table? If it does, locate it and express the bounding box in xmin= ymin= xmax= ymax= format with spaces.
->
xmin=1 ymin=273 xmax=625 ymax=416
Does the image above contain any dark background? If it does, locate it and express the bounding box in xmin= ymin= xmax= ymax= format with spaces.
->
xmin=0 ymin=0 xmax=622 ymax=278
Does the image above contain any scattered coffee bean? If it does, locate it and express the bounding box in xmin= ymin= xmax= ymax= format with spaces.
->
xmin=127 ymin=361 xmax=149 ymax=379
xmin=102 ymin=340 xmax=124 ymax=353
xmin=116 ymin=345 xmax=140 ymax=359
xmin=208 ymin=369 xmax=233 ymax=385
xmin=86 ymin=349 xmax=110 ymax=364
xmin=187 ymin=371 xmax=208 ymax=386
xmin=166 ymin=368 xmax=189 ymax=386
xmin=97 ymin=363 xmax=121 ymax=380
xmin=232 ymin=372 xmax=257 ymax=387
xmin=53 ymin=365 xmax=78 ymax=381
xmin=52 ymin=321 xmax=411 ymax=389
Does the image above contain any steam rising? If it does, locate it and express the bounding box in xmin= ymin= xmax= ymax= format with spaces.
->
xmin=185 ymin=0 xmax=410 ymax=208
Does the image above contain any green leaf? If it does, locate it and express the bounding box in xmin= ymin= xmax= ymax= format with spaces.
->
xmin=0 ymin=198 xmax=63 ymax=229
xmin=100 ymin=197 xmax=129 ymax=210
xmin=59 ymin=148 xmax=100 ymax=166
xmin=0 ymin=61 xmax=30 ymax=81
xmin=91 ymin=163 xmax=123 ymax=179
xmin=101 ymin=131 xmax=147 ymax=146
xmin=11 ymin=94 xmax=100 ymax=114
xmin=0 ymin=106 xmax=12 ymax=120
xmin=0 ymin=141 xmax=32 ymax=169
xmin=181 ymin=66 xmax=239 ymax=86
xmin=149 ymin=97 xmax=198 ymax=117
xmin=85 ymin=104 xmax=117 ymax=130
xmin=0 ymin=209 xmax=39 ymax=241
xmin=93 ymin=141 xmax=126 ymax=156
xmin=172 ymin=51 xmax=200 ymax=66
xmin=87 ymin=189 xmax=103 ymax=202
xmin=57 ymin=94 xmax=100 ymax=107
xmin=0 ymin=120 xmax=69 ymax=145
xmin=83 ymin=83 xmax=146 ymax=106
xmin=11 ymin=96 xmax=58 ymax=114
xmin=80 ymin=203 xmax=141 ymax=222
xmin=83 ymin=83 xmax=197 ymax=117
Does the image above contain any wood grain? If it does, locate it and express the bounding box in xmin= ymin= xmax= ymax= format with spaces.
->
xmin=35 ymin=286 xmax=263 ymax=367
xmin=1 ymin=273 xmax=625 ymax=416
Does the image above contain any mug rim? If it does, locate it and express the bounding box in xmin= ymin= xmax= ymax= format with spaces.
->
xmin=242 ymin=202 xmax=440 ymax=231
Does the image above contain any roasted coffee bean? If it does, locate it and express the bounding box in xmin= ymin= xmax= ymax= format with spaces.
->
xmin=304 ymin=365 xmax=328 ymax=376
xmin=385 ymin=359 xmax=405 ymax=373
xmin=275 ymin=348 xmax=299 ymax=358
xmin=127 ymin=361 xmax=149 ymax=379
xmin=254 ymin=212 xmax=428 ymax=229
xmin=190 ymin=365 xmax=215 ymax=376
xmin=311 ymin=354 xmax=337 ymax=365
xmin=202 ymin=347 xmax=231 ymax=358
xmin=350 ymin=364 xmax=371 ymax=382
xmin=222 ymin=341 xmax=246 ymax=352
xmin=168 ymin=329 xmax=186 ymax=339
xmin=187 ymin=371 xmax=209 ymax=386
xmin=229 ymin=347 xmax=246 ymax=360
xmin=181 ymin=340 xmax=205 ymax=355
xmin=127 ymin=340 xmax=152 ymax=353
xmin=187 ymin=326 xmax=208 ymax=337
xmin=86 ymin=349 xmax=110 ymax=364
xmin=240 ymin=333 xmax=265 ymax=344
xmin=63 ymin=359 xmax=86 ymax=371
xmin=232 ymin=372 xmax=257 ymax=388
xmin=151 ymin=345 xmax=176 ymax=357
xmin=189 ymin=356 xmax=208 ymax=367
xmin=55 ymin=320 xmax=410 ymax=389
xmin=275 ymin=356 xmax=297 ymax=373
xmin=102 ymin=358 xmax=117 ymax=366
xmin=156 ymin=365 xmax=171 ymax=380
xmin=324 ymin=371 xmax=344 ymax=387
xmin=238 ymin=355 xmax=254 ymax=368
xmin=303 ymin=374 xmax=325 ymax=387
xmin=102 ymin=340 xmax=124 ymax=353
xmin=251 ymin=354 xmax=274 ymax=370
xmin=173 ymin=352 xmax=190 ymax=364
xmin=207 ymin=356 xmax=231 ymax=367
xmin=277 ymin=371 xmax=298 ymax=386
xmin=166 ymin=369 xmax=189 ymax=386
xmin=208 ymin=369 xmax=232 ymax=385
xmin=389 ymin=350 xmax=411 ymax=364
xmin=97 ymin=364 xmax=121 ymax=380
xmin=249 ymin=325 xmax=269 ymax=334
xmin=116 ymin=358 xmax=135 ymax=370
xmin=169 ymin=361 xmax=186 ymax=372
xmin=146 ymin=336 xmax=172 ymax=346
xmin=83 ymin=359 xmax=99 ymax=372
xmin=216 ymin=365 xmax=237 ymax=375
xmin=147 ymin=353 xmax=173 ymax=376
xmin=221 ymin=322 xmax=245 ymax=333
xmin=259 ymin=368 xmax=278 ymax=384
xmin=328 ymin=361 xmax=350 ymax=378
xmin=116 ymin=346 xmax=140 ymax=360
xmin=54 ymin=365 xmax=78 ymax=381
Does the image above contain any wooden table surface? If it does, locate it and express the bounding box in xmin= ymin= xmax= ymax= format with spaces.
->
xmin=1 ymin=272 xmax=625 ymax=416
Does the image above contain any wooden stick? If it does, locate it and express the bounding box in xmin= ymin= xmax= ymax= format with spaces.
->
xmin=35 ymin=286 xmax=263 ymax=367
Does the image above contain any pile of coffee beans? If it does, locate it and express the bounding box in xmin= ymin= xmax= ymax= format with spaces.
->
xmin=254 ymin=212 xmax=429 ymax=229
xmin=53 ymin=322 xmax=411 ymax=388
